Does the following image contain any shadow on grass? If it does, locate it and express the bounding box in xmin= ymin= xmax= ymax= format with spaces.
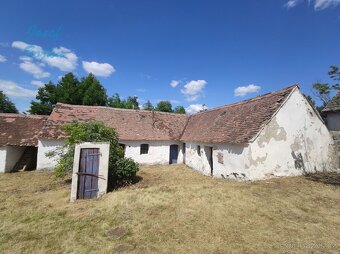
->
xmin=107 ymin=175 xmax=143 ymax=192
xmin=305 ymin=172 xmax=340 ymax=186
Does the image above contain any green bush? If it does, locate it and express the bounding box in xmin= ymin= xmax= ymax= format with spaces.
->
xmin=52 ymin=121 xmax=139 ymax=186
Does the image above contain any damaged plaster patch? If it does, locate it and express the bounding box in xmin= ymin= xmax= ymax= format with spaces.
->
xmin=290 ymin=136 xmax=303 ymax=151
xmin=247 ymin=146 xmax=268 ymax=167
xmin=258 ymin=117 xmax=287 ymax=148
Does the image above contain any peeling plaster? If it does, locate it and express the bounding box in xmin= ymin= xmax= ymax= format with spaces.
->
xmin=257 ymin=117 xmax=287 ymax=148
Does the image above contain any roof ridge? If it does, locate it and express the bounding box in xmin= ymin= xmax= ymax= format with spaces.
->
xmin=55 ymin=103 xmax=189 ymax=117
xmin=0 ymin=113 xmax=47 ymax=118
xmin=191 ymin=84 xmax=299 ymax=116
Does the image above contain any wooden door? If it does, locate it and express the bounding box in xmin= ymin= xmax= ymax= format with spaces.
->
xmin=169 ymin=145 xmax=178 ymax=164
xmin=77 ymin=148 xmax=100 ymax=199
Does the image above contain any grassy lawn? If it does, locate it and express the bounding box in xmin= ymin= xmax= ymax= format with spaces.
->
xmin=0 ymin=165 xmax=339 ymax=254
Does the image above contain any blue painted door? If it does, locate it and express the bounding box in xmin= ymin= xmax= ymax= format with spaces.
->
xmin=77 ymin=148 xmax=100 ymax=199
xmin=169 ymin=145 xmax=178 ymax=164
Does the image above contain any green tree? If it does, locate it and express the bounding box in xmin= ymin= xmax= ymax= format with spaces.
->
xmin=108 ymin=93 xmax=125 ymax=108
xmin=174 ymin=106 xmax=186 ymax=114
xmin=56 ymin=73 xmax=81 ymax=104
xmin=125 ymin=96 xmax=139 ymax=109
xmin=80 ymin=73 xmax=107 ymax=106
xmin=155 ymin=100 xmax=173 ymax=112
xmin=0 ymin=91 xmax=18 ymax=113
xmin=29 ymin=73 xmax=109 ymax=115
xmin=143 ymin=100 xmax=154 ymax=111
xmin=312 ymin=65 xmax=340 ymax=111
xmin=53 ymin=121 xmax=139 ymax=187
xmin=29 ymin=82 xmax=57 ymax=115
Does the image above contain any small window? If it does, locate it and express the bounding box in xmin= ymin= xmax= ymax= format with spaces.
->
xmin=197 ymin=145 xmax=201 ymax=156
xmin=140 ymin=144 xmax=149 ymax=154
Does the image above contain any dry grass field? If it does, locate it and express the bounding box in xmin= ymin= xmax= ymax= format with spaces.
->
xmin=0 ymin=165 xmax=339 ymax=254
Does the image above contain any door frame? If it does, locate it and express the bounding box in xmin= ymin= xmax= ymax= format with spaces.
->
xmin=70 ymin=142 xmax=110 ymax=201
xmin=169 ymin=144 xmax=179 ymax=164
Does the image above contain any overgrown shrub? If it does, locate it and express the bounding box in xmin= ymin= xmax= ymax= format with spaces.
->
xmin=51 ymin=121 xmax=139 ymax=186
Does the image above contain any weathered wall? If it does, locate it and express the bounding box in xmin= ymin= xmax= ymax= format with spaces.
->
xmin=37 ymin=139 xmax=184 ymax=170
xmin=121 ymin=140 xmax=184 ymax=165
xmin=37 ymin=139 xmax=65 ymax=170
xmin=325 ymin=112 xmax=340 ymax=131
xmin=6 ymin=146 xmax=26 ymax=172
xmin=184 ymin=142 xmax=247 ymax=178
xmin=185 ymin=90 xmax=335 ymax=180
xmin=0 ymin=146 xmax=26 ymax=173
xmin=245 ymin=89 xmax=335 ymax=180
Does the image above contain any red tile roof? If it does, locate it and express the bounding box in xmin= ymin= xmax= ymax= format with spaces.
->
xmin=0 ymin=114 xmax=48 ymax=146
xmin=38 ymin=85 xmax=298 ymax=144
xmin=39 ymin=104 xmax=189 ymax=141
xmin=181 ymin=85 xmax=298 ymax=144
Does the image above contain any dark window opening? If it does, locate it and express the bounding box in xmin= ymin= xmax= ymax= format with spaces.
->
xmin=140 ymin=144 xmax=149 ymax=154
xmin=197 ymin=145 xmax=201 ymax=156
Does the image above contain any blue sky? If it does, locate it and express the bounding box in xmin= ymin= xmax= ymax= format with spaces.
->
xmin=0 ymin=0 xmax=339 ymax=113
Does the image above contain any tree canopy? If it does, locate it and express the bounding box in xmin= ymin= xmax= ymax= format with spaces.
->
xmin=0 ymin=91 xmax=18 ymax=113
xmin=29 ymin=73 xmax=108 ymax=115
xmin=312 ymin=65 xmax=340 ymax=111
xmin=29 ymin=72 xmax=186 ymax=115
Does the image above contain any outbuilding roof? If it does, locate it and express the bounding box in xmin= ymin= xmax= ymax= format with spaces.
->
xmin=39 ymin=104 xmax=189 ymax=141
xmin=0 ymin=114 xmax=47 ymax=147
xmin=322 ymin=92 xmax=340 ymax=113
xmin=181 ymin=85 xmax=298 ymax=144
xmin=38 ymin=85 xmax=298 ymax=144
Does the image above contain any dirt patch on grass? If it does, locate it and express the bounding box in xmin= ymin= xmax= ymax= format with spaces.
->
xmin=0 ymin=165 xmax=339 ymax=253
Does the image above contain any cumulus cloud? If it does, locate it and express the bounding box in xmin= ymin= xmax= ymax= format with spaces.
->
xmin=170 ymin=80 xmax=180 ymax=88
xmin=181 ymin=80 xmax=207 ymax=101
xmin=82 ymin=61 xmax=115 ymax=77
xmin=20 ymin=60 xmax=50 ymax=79
xmin=186 ymin=104 xmax=208 ymax=114
xmin=234 ymin=84 xmax=261 ymax=97
xmin=12 ymin=41 xmax=78 ymax=71
xmin=0 ymin=80 xmax=36 ymax=98
xmin=30 ymin=80 xmax=45 ymax=87
xmin=0 ymin=54 xmax=7 ymax=62
xmin=285 ymin=0 xmax=340 ymax=10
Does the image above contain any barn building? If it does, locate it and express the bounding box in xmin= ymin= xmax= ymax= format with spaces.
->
xmin=0 ymin=85 xmax=336 ymax=180
xmin=0 ymin=114 xmax=47 ymax=173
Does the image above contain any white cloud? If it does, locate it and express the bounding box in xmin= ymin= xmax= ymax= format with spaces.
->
xmin=234 ymin=84 xmax=261 ymax=97
xmin=0 ymin=80 xmax=36 ymax=98
xmin=181 ymin=80 xmax=207 ymax=101
xmin=314 ymin=0 xmax=340 ymax=9
xmin=285 ymin=0 xmax=303 ymax=8
xmin=186 ymin=104 xmax=208 ymax=114
xmin=12 ymin=41 xmax=78 ymax=72
xmin=285 ymin=0 xmax=340 ymax=10
xmin=30 ymin=80 xmax=45 ymax=87
xmin=0 ymin=54 xmax=7 ymax=62
xmin=82 ymin=61 xmax=115 ymax=77
xmin=170 ymin=80 xmax=180 ymax=88
xmin=19 ymin=60 xmax=50 ymax=79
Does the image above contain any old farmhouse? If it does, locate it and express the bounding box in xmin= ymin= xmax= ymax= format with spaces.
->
xmin=0 ymin=85 xmax=336 ymax=180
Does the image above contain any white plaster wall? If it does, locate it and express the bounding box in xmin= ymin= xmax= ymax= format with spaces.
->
xmin=245 ymin=89 xmax=335 ymax=180
xmin=37 ymin=139 xmax=65 ymax=170
xmin=6 ymin=146 xmax=26 ymax=172
xmin=121 ymin=140 xmax=184 ymax=165
xmin=326 ymin=112 xmax=340 ymax=131
xmin=184 ymin=142 xmax=247 ymax=178
xmin=0 ymin=146 xmax=26 ymax=173
xmin=37 ymin=139 xmax=184 ymax=169
xmin=0 ymin=147 xmax=7 ymax=173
